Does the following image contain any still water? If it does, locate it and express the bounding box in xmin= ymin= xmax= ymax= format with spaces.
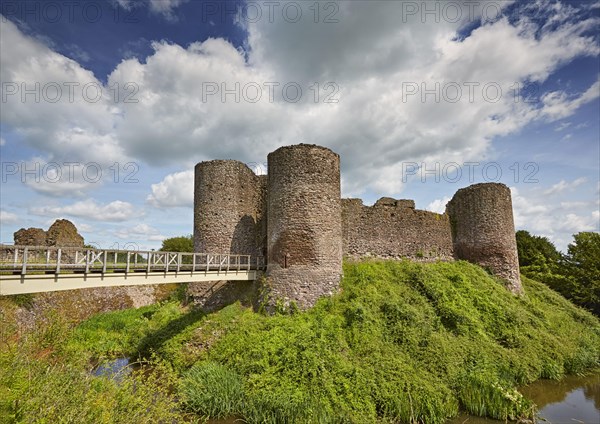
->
xmin=451 ymin=373 xmax=600 ymax=424
xmin=92 ymin=357 xmax=133 ymax=383
xmin=207 ymin=374 xmax=600 ymax=424
xmin=94 ymin=359 xmax=599 ymax=423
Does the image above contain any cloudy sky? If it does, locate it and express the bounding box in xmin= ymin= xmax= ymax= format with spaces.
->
xmin=0 ymin=0 xmax=598 ymax=251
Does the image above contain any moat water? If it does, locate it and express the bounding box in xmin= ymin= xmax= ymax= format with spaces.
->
xmin=450 ymin=373 xmax=600 ymax=424
xmin=93 ymin=358 xmax=600 ymax=423
xmin=92 ymin=357 xmax=134 ymax=382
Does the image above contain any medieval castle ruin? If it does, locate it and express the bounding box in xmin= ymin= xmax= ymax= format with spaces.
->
xmin=194 ymin=144 xmax=522 ymax=309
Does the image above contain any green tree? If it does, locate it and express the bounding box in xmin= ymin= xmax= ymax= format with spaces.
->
xmin=516 ymin=230 xmax=561 ymax=271
xmin=515 ymin=230 xmax=566 ymax=288
xmin=160 ymin=235 xmax=193 ymax=253
xmin=517 ymin=230 xmax=600 ymax=316
xmin=563 ymin=232 xmax=600 ymax=315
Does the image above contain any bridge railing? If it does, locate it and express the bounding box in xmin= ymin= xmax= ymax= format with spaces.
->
xmin=0 ymin=245 xmax=266 ymax=275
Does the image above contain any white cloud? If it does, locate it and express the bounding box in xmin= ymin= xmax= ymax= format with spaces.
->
xmin=149 ymin=0 xmax=188 ymax=17
xmin=426 ymin=197 xmax=451 ymax=214
xmin=558 ymin=213 xmax=596 ymax=232
xmin=42 ymin=218 xmax=93 ymax=233
xmin=0 ymin=210 xmax=18 ymax=224
xmin=543 ymin=177 xmax=587 ymax=195
xmin=4 ymin=156 xmax=138 ymax=198
xmin=20 ymin=158 xmax=96 ymax=197
xmin=75 ymin=222 xmax=94 ymax=232
xmin=105 ymin=1 xmax=598 ymax=198
xmin=147 ymin=170 xmax=194 ymax=208
xmin=115 ymin=223 xmax=166 ymax=241
xmin=555 ymin=122 xmax=571 ymax=131
xmin=114 ymin=0 xmax=188 ymax=20
xmin=0 ymin=137 xmax=5 ymax=146
xmin=511 ymin=185 xmax=599 ymax=251
xmin=559 ymin=201 xmax=589 ymax=209
xmin=0 ymin=19 xmax=128 ymax=166
xmin=539 ymin=81 xmax=600 ymax=122
xmin=30 ymin=199 xmax=140 ymax=222
xmin=1 ymin=1 xmax=599 ymax=201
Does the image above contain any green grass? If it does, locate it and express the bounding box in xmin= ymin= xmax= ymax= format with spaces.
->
xmin=174 ymin=260 xmax=599 ymax=423
xmin=180 ymin=361 xmax=244 ymax=418
xmin=1 ymin=259 xmax=599 ymax=423
xmin=0 ymin=306 xmax=190 ymax=423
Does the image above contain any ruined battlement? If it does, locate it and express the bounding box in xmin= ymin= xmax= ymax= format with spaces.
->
xmin=14 ymin=219 xmax=84 ymax=248
xmin=194 ymin=144 xmax=523 ymax=309
xmin=342 ymin=198 xmax=454 ymax=262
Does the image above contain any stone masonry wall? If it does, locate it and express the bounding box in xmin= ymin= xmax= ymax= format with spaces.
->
xmin=45 ymin=219 xmax=84 ymax=247
xmin=192 ymin=146 xmax=523 ymax=310
xmin=192 ymin=160 xmax=266 ymax=311
xmin=14 ymin=228 xmax=47 ymax=246
xmin=194 ymin=160 xmax=265 ymax=256
xmin=446 ymin=183 xmax=523 ymax=294
xmin=266 ymin=144 xmax=343 ymax=309
xmin=14 ymin=219 xmax=85 ymax=249
xmin=342 ymin=197 xmax=454 ymax=261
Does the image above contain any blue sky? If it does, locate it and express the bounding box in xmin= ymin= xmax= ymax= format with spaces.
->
xmin=0 ymin=0 xmax=598 ymax=251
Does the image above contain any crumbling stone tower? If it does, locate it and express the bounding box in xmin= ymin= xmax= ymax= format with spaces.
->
xmin=14 ymin=219 xmax=84 ymax=248
xmin=266 ymin=144 xmax=343 ymax=308
xmin=194 ymin=160 xmax=266 ymax=256
xmin=446 ymin=183 xmax=523 ymax=294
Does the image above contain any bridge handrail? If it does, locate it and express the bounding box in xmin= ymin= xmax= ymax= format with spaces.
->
xmin=0 ymin=244 xmax=266 ymax=276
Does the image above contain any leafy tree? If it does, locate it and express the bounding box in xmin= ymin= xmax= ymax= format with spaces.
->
xmin=516 ymin=230 xmax=561 ymax=270
xmin=515 ymin=230 xmax=565 ymax=285
xmin=160 ymin=235 xmax=193 ymax=253
xmin=562 ymin=232 xmax=600 ymax=315
xmin=516 ymin=230 xmax=600 ymax=316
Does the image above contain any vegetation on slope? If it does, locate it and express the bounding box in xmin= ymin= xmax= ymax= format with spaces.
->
xmin=0 ymin=306 xmax=188 ymax=423
xmin=1 ymin=259 xmax=599 ymax=423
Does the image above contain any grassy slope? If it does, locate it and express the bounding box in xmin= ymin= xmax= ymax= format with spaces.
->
xmin=2 ymin=259 xmax=599 ymax=423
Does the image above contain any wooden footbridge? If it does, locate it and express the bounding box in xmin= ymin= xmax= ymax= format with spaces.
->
xmin=0 ymin=245 xmax=265 ymax=296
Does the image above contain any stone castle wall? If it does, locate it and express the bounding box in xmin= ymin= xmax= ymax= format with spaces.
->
xmin=193 ymin=160 xmax=265 ymax=257
xmin=266 ymin=145 xmax=343 ymax=309
xmin=13 ymin=227 xmax=47 ymax=246
xmin=45 ymin=219 xmax=85 ymax=247
xmin=14 ymin=219 xmax=84 ymax=248
xmin=193 ymin=144 xmax=523 ymax=309
xmin=446 ymin=183 xmax=523 ymax=293
xmin=342 ymin=198 xmax=454 ymax=261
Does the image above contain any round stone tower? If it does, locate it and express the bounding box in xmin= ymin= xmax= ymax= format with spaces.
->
xmin=266 ymin=144 xmax=343 ymax=309
xmin=446 ymin=183 xmax=523 ymax=294
xmin=194 ymin=160 xmax=265 ymax=256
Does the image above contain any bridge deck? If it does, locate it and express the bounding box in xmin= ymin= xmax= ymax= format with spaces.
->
xmin=0 ymin=245 xmax=265 ymax=295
